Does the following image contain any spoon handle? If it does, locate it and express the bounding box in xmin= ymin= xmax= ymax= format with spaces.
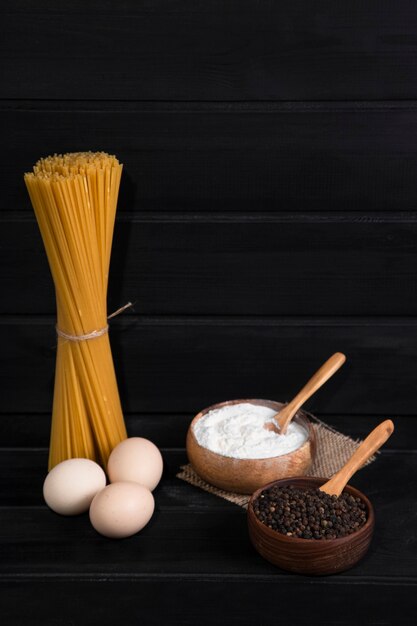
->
xmin=277 ymin=352 xmax=346 ymax=434
xmin=319 ymin=419 xmax=394 ymax=497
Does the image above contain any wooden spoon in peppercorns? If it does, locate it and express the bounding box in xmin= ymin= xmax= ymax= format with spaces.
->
xmin=264 ymin=352 xmax=346 ymax=436
xmin=319 ymin=419 xmax=394 ymax=497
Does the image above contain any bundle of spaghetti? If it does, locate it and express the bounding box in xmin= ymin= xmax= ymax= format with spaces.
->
xmin=24 ymin=152 xmax=127 ymax=470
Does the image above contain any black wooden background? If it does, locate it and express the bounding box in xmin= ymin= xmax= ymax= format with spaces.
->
xmin=3 ymin=3 xmax=417 ymax=625
xmin=1 ymin=1 xmax=417 ymax=443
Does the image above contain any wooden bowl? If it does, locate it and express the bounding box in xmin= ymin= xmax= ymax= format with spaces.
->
xmin=247 ymin=476 xmax=375 ymax=575
xmin=186 ymin=398 xmax=316 ymax=494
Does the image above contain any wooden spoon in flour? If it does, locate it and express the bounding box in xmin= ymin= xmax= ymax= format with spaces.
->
xmin=264 ymin=352 xmax=346 ymax=436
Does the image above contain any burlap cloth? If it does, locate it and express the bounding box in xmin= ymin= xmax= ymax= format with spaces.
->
xmin=177 ymin=413 xmax=376 ymax=509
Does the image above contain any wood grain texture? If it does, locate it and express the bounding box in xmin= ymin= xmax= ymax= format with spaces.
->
xmin=1 ymin=580 xmax=416 ymax=626
xmin=4 ymin=214 xmax=417 ymax=316
xmin=6 ymin=103 xmax=417 ymax=213
xmin=0 ymin=317 xmax=416 ymax=415
xmin=2 ymin=413 xmax=415 ymax=450
xmin=1 ymin=1 xmax=416 ymax=620
xmin=0 ymin=447 xmax=413 ymax=509
xmin=1 ymin=446 xmax=416 ymax=624
xmin=0 ymin=449 xmax=208 ymax=508
xmin=3 ymin=1 xmax=417 ymax=101
xmin=0 ymin=448 xmax=415 ymax=579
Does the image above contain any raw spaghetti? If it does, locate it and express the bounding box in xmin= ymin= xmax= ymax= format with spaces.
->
xmin=25 ymin=152 xmax=128 ymax=470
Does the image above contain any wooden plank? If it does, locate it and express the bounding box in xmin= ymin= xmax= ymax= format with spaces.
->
xmin=0 ymin=446 xmax=413 ymax=507
xmin=1 ymin=447 xmax=416 ymax=623
xmin=3 ymin=1 xmax=417 ymax=101
xmin=1 ymin=580 xmax=416 ymax=626
xmin=0 ymin=316 xmax=415 ymax=415
xmin=3 ymin=214 xmax=417 ymax=316
xmin=0 ymin=449 xmax=416 ymax=580
xmin=0 ymin=448 xmax=231 ymax=510
xmin=7 ymin=103 xmax=417 ymax=213
xmin=2 ymin=413 xmax=415 ymax=450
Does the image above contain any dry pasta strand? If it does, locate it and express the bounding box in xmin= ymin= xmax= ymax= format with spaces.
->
xmin=24 ymin=152 xmax=128 ymax=470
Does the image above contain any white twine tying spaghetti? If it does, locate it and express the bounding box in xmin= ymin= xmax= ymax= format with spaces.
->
xmin=56 ymin=302 xmax=133 ymax=342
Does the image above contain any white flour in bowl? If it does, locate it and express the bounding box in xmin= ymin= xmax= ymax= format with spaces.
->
xmin=193 ymin=402 xmax=308 ymax=459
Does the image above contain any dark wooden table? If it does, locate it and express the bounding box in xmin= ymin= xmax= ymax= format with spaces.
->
xmin=1 ymin=416 xmax=416 ymax=625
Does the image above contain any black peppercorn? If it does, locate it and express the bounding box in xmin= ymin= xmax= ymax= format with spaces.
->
xmin=252 ymin=485 xmax=367 ymax=540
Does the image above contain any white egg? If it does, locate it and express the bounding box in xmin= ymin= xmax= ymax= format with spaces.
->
xmin=107 ymin=437 xmax=163 ymax=491
xmin=43 ymin=458 xmax=106 ymax=515
xmin=89 ymin=481 xmax=154 ymax=538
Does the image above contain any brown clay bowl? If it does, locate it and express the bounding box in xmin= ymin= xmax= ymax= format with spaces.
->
xmin=186 ymin=398 xmax=316 ymax=494
xmin=247 ymin=476 xmax=375 ymax=575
